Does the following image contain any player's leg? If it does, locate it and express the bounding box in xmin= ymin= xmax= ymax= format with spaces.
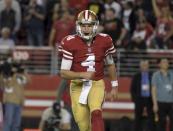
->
xmin=88 ymin=79 xmax=105 ymax=131
xmin=3 ymin=103 xmax=15 ymax=131
xmin=70 ymin=80 xmax=90 ymax=131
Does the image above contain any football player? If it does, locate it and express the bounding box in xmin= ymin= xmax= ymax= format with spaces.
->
xmin=59 ymin=10 xmax=118 ymax=131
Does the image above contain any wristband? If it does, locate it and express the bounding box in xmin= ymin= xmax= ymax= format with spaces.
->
xmin=111 ymin=80 xmax=118 ymax=88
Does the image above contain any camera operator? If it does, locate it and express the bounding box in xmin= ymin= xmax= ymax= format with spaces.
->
xmin=39 ymin=101 xmax=71 ymax=131
xmin=1 ymin=57 xmax=30 ymax=131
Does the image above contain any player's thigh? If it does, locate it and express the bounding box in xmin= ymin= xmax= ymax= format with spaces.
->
xmin=88 ymin=79 xmax=105 ymax=112
xmin=70 ymin=81 xmax=90 ymax=123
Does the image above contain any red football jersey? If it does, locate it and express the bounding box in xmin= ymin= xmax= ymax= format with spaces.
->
xmin=60 ymin=33 xmax=116 ymax=80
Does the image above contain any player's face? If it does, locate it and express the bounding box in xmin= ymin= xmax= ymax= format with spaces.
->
xmin=140 ymin=60 xmax=149 ymax=71
xmin=159 ymin=59 xmax=169 ymax=70
xmin=80 ymin=23 xmax=94 ymax=36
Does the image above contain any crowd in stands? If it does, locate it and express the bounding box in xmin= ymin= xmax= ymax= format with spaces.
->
xmin=0 ymin=0 xmax=173 ymax=50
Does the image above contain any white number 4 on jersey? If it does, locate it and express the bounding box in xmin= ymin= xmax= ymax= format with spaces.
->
xmin=81 ymin=55 xmax=95 ymax=72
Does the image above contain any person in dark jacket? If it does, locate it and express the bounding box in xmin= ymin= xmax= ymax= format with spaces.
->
xmin=130 ymin=59 xmax=155 ymax=131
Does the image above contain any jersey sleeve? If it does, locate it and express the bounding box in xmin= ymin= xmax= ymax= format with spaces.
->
xmin=105 ymin=36 xmax=116 ymax=57
xmin=60 ymin=36 xmax=74 ymax=60
xmin=56 ymin=43 xmax=63 ymax=57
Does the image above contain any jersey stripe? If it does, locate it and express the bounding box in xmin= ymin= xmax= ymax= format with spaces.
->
xmin=62 ymin=49 xmax=72 ymax=56
xmin=58 ymin=45 xmax=62 ymax=52
xmin=105 ymin=46 xmax=116 ymax=54
xmin=105 ymin=50 xmax=116 ymax=56
xmin=84 ymin=10 xmax=89 ymax=20
xmin=63 ymin=54 xmax=73 ymax=60
xmin=105 ymin=46 xmax=116 ymax=56
xmin=105 ymin=46 xmax=115 ymax=54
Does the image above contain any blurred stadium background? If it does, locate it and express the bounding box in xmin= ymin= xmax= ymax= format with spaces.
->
xmin=0 ymin=0 xmax=173 ymax=130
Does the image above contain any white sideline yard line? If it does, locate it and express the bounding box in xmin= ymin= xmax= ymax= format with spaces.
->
xmin=25 ymin=99 xmax=53 ymax=107
xmin=102 ymin=102 xmax=134 ymax=110
xmin=24 ymin=99 xmax=134 ymax=110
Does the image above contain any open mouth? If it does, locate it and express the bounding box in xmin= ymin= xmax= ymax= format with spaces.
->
xmin=84 ymin=33 xmax=90 ymax=36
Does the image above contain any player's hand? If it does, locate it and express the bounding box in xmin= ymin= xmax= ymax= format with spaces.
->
xmin=109 ymin=87 xmax=118 ymax=101
xmin=80 ymin=71 xmax=95 ymax=80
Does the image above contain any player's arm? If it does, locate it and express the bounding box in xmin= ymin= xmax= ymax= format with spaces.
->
xmin=152 ymin=0 xmax=161 ymax=17
xmin=39 ymin=119 xmax=46 ymax=131
xmin=60 ymin=58 xmax=94 ymax=80
xmin=105 ymin=55 xmax=118 ymax=83
xmin=152 ymin=85 xmax=158 ymax=113
xmin=151 ymin=73 xmax=158 ymax=113
xmin=48 ymin=28 xmax=56 ymax=47
xmin=105 ymin=54 xmax=118 ymax=100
